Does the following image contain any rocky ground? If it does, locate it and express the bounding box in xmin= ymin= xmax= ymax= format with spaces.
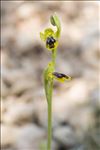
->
xmin=1 ymin=1 xmax=100 ymax=150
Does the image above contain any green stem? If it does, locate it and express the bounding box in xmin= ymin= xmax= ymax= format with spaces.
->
xmin=47 ymin=49 xmax=57 ymax=150
xmin=47 ymin=103 xmax=52 ymax=150
xmin=47 ymin=80 xmax=53 ymax=150
xmin=52 ymin=49 xmax=57 ymax=66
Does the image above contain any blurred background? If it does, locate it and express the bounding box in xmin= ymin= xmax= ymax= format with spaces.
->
xmin=1 ymin=1 xmax=100 ymax=150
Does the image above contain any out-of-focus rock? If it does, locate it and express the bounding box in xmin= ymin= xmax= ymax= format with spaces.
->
xmin=81 ymin=24 xmax=99 ymax=69
xmin=90 ymin=88 xmax=100 ymax=106
xmin=1 ymin=124 xmax=18 ymax=148
xmin=3 ymin=101 xmax=35 ymax=124
xmin=68 ymin=107 xmax=93 ymax=134
xmin=10 ymin=79 xmax=35 ymax=96
xmin=16 ymin=3 xmax=35 ymax=20
xmin=52 ymin=79 xmax=89 ymax=121
xmin=1 ymin=80 xmax=9 ymax=98
xmin=15 ymin=124 xmax=46 ymax=150
xmin=67 ymin=79 xmax=90 ymax=105
xmin=54 ymin=126 xmax=79 ymax=148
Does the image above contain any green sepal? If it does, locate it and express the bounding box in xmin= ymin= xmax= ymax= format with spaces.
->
xmin=50 ymin=13 xmax=61 ymax=38
xmin=40 ymin=32 xmax=46 ymax=41
xmin=40 ymin=28 xmax=55 ymax=42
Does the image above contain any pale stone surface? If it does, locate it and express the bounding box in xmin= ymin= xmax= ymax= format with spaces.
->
xmin=3 ymin=101 xmax=35 ymax=124
xmin=15 ymin=124 xmax=46 ymax=150
xmin=54 ymin=126 xmax=78 ymax=147
xmin=1 ymin=124 xmax=18 ymax=147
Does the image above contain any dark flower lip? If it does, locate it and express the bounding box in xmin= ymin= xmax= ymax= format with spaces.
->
xmin=46 ymin=37 xmax=56 ymax=45
xmin=52 ymin=72 xmax=71 ymax=82
xmin=46 ymin=36 xmax=56 ymax=49
xmin=52 ymin=72 xmax=69 ymax=78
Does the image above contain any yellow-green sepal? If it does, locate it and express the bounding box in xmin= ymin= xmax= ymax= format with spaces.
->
xmin=40 ymin=28 xmax=55 ymax=42
xmin=40 ymin=32 xmax=46 ymax=41
xmin=50 ymin=13 xmax=61 ymax=39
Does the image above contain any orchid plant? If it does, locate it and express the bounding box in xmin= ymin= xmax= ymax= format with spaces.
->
xmin=40 ymin=13 xmax=71 ymax=150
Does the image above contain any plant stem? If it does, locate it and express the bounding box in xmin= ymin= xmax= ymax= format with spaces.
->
xmin=47 ymin=82 xmax=53 ymax=150
xmin=47 ymin=49 xmax=57 ymax=150
xmin=52 ymin=49 xmax=57 ymax=66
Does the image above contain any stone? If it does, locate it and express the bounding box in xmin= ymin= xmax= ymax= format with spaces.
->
xmin=3 ymin=101 xmax=35 ymax=124
xmin=1 ymin=124 xmax=18 ymax=148
xmin=10 ymin=79 xmax=34 ymax=96
xmin=54 ymin=126 xmax=78 ymax=148
xmin=15 ymin=124 xmax=46 ymax=150
xmin=67 ymin=79 xmax=90 ymax=105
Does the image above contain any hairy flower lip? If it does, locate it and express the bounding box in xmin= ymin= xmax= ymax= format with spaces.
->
xmin=40 ymin=28 xmax=58 ymax=51
xmin=46 ymin=37 xmax=58 ymax=51
xmin=52 ymin=72 xmax=71 ymax=82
